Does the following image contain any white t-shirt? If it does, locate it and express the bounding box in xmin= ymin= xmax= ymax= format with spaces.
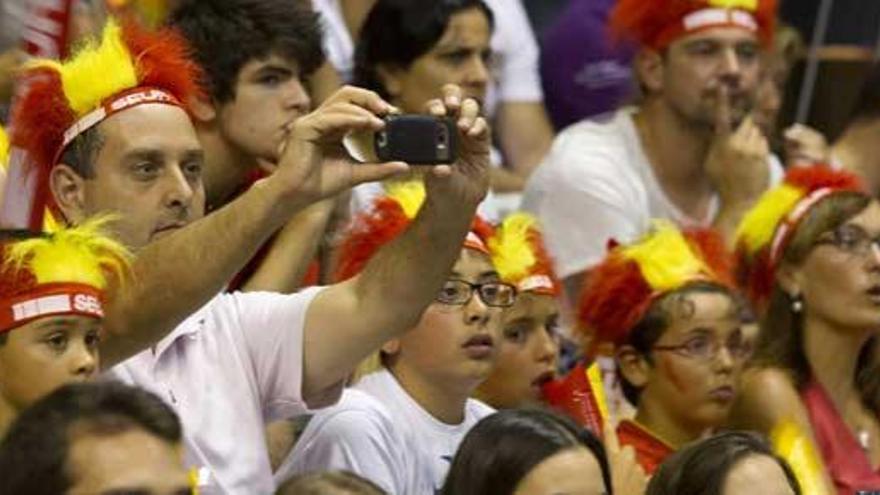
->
xmin=107 ymin=287 xmax=336 ymax=494
xmin=522 ymin=108 xmax=785 ymax=279
xmin=275 ymin=368 xmax=495 ymax=494
xmin=311 ymin=0 xmax=544 ymax=110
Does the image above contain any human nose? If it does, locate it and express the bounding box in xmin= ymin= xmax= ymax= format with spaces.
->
xmin=283 ymin=79 xmax=311 ymax=114
xmin=70 ymin=340 xmax=98 ymax=378
xmin=532 ymin=327 xmax=559 ymax=366
xmin=162 ymin=165 xmax=195 ymax=213
xmin=463 ymin=286 xmax=491 ymax=326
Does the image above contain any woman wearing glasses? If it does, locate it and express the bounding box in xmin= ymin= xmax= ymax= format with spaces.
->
xmin=732 ymin=165 xmax=880 ymax=494
xmin=273 ymin=182 xmax=515 ymax=494
xmin=577 ymin=221 xmax=750 ymax=475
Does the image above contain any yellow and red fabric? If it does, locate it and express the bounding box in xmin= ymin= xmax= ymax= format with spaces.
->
xmin=334 ymin=181 xmax=493 ymax=282
xmin=617 ymin=419 xmax=676 ymax=475
xmin=8 ymin=18 xmax=202 ymax=230
xmin=735 ymin=165 xmax=865 ymax=308
xmin=0 ymin=218 xmax=130 ymax=334
xmin=610 ymin=0 xmax=777 ymax=50
xmin=487 ymin=213 xmax=560 ymax=297
xmin=577 ymin=221 xmax=734 ymax=347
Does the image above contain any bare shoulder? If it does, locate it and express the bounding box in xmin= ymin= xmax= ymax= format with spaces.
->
xmin=729 ymin=367 xmax=806 ymax=433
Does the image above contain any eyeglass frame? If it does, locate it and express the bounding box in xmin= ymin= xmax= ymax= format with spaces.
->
xmin=435 ymin=279 xmax=518 ymax=308
xmin=813 ymin=224 xmax=880 ymax=258
xmin=650 ymin=329 xmax=754 ymax=363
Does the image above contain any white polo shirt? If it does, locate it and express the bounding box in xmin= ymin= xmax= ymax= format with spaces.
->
xmin=275 ymin=368 xmax=495 ymax=494
xmin=106 ymin=287 xmax=335 ymax=494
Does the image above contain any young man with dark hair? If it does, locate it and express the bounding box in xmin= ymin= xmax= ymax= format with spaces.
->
xmin=0 ymin=382 xmax=189 ymax=495
xmin=168 ymin=0 xmax=339 ymax=292
xmin=523 ymin=0 xmax=783 ymax=300
xmin=9 ymin=17 xmax=492 ymax=494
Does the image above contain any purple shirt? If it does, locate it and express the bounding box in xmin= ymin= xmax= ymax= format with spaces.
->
xmin=540 ymin=0 xmax=635 ymax=130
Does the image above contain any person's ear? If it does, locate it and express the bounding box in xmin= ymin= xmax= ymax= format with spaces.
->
xmin=634 ymin=49 xmax=664 ymax=94
xmin=188 ymin=94 xmax=218 ymax=123
xmin=376 ymin=63 xmax=403 ymax=98
xmin=617 ymin=345 xmax=651 ymax=389
xmin=49 ymin=164 xmax=87 ymax=224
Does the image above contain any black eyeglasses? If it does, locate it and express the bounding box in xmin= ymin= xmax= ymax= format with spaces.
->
xmin=814 ymin=224 xmax=880 ymax=258
xmin=652 ymin=330 xmax=754 ymax=363
xmin=436 ymin=279 xmax=517 ymax=308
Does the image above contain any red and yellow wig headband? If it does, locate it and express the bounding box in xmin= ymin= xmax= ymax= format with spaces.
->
xmin=334 ymin=181 xmax=493 ymax=282
xmin=578 ymin=221 xmax=734 ymax=346
xmin=610 ymin=0 xmax=777 ymax=50
xmin=735 ymin=165 xmax=865 ymax=308
xmin=8 ymin=18 xmax=202 ymax=230
xmin=0 ymin=218 xmax=131 ymax=333
xmin=488 ymin=213 xmax=560 ymax=296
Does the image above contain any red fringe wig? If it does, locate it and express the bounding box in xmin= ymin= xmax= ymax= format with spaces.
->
xmin=577 ymin=221 xmax=735 ymax=347
xmin=610 ymin=0 xmax=778 ymax=50
xmin=734 ymin=165 xmax=866 ymax=310
xmin=9 ymin=17 xmax=203 ymax=229
xmin=487 ymin=213 xmax=561 ymax=296
xmin=334 ymin=181 xmax=493 ymax=282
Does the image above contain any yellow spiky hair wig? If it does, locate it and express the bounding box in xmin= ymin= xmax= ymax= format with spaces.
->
xmin=734 ymin=165 xmax=865 ymax=307
xmin=9 ymin=16 xmax=202 ymax=230
xmin=488 ymin=213 xmax=560 ymax=295
xmin=0 ymin=217 xmax=132 ymax=333
xmin=578 ymin=221 xmax=734 ymax=346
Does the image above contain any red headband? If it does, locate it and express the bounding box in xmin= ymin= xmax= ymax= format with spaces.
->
xmin=0 ymin=283 xmax=104 ymax=333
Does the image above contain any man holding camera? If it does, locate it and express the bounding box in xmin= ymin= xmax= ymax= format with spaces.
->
xmin=10 ymin=14 xmax=491 ymax=493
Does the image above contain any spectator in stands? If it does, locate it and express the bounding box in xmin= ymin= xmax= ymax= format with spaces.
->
xmin=0 ymin=382 xmax=189 ymax=495
xmin=732 ymin=165 xmax=880 ymax=494
xmin=539 ymin=0 xmax=636 ymax=130
xmin=440 ymin=408 xmax=612 ymax=495
xmin=476 ymin=213 xmax=562 ymax=409
xmin=0 ymin=221 xmax=129 ymax=438
xmin=312 ymin=0 xmax=553 ymax=182
xmin=577 ymin=222 xmax=750 ymax=474
xmin=524 ymin=0 xmax=782 ymax=301
xmin=647 ymin=431 xmax=800 ymax=495
xmin=168 ymin=0 xmax=342 ymax=292
xmin=10 ymin=16 xmax=492 ymax=491
xmin=275 ymin=182 xmax=508 ymax=494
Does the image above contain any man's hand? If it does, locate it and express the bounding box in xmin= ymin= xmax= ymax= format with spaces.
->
xmin=422 ymin=84 xmax=491 ymax=209
xmin=271 ymin=86 xmax=410 ymax=211
xmin=783 ymin=124 xmax=830 ymax=167
xmin=705 ymin=86 xmax=770 ymax=208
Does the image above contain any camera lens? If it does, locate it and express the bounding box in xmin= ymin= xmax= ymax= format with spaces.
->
xmin=376 ymin=131 xmax=388 ymax=147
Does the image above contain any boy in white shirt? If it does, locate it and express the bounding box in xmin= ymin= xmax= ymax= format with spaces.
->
xmin=276 ymin=183 xmax=507 ymax=493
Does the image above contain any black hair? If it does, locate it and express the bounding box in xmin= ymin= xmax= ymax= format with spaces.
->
xmin=168 ymin=0 xmax=325 ymax=103
xmin=353 ymin=0 xmax=494 ymax=99
xmin=647 ymin=431 xmax=801 ymax=495
xmin=440 ymin=408 xmax=612 ymax=495
xmin=0 ymin=382 xmax=182 ymax=495
xmin=620 ymin=282 xmax=749 ymax=405
xmin=278 ymin=471 xmax=386 ymax=495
